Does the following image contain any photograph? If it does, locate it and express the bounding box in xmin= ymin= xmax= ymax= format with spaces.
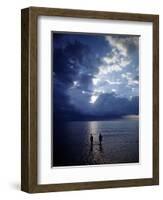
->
xmin=52 ymin=32 xmax=139 ymax=167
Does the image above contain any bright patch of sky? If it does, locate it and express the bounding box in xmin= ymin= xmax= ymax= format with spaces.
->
xmin=89 ymin=34 xmax=139 ymax=103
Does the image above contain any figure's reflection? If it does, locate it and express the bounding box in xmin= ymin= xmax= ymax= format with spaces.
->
xmin=99 ymin=133 xmax=103 ymax=145
xmin=90 ymin=143 xmax=93 ymax=152
xmin=99 ymin=133 xmax=103 ymax=152
xmin=99 ymin=143 xmax=103 ymax=152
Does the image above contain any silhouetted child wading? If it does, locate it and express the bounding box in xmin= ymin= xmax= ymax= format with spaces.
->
xmin=90 ymin=134 xmax=93 ymax=144
xmin=99 ymin=133 xmax=103 ymax=145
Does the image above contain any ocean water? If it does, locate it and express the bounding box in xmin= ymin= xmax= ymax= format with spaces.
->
xmin=53 ymin=118 xmax=139 ymax=167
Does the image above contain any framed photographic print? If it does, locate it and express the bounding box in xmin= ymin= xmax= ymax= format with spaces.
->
xmin=21 ymin=7 xmax=159 ymax=193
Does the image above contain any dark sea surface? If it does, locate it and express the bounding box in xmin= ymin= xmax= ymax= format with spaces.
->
xmin=53 ymin=118 xmax=139 ymax=167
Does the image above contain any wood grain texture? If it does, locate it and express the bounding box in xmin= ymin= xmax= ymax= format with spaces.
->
xmin=152 ymin=15 xmax=159 ymax=185
xmin=28 ymin=6 xmax=157 ymax=21
xmin=21 ymin=8 xmax=30 ymax=192
xmin=21 ymin=8 xmax=38 ymax=193
xmin=21 ymin=7 xmax=159 ymax=193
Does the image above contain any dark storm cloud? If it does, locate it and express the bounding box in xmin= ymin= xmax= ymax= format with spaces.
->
xmin=53 ymin=78 xmax=84 ymax=121
xmin=78 ymin=74 xmax=94 ymax=91
xmin=53 ymin=34 xmax=105 ymax=119
xmin=53 ymin=33 xmax=139 ymax=121
xmin=93 ymin=93 xmax=139 ymax=117
xmin=53 ymin=38 xmax=101 ymax=87
xmin=134 ymin=75 xmax=139 ymax=81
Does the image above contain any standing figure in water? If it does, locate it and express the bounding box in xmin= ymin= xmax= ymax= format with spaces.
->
xmin=99 ymin=133 xmax=103 ymax=145
xmin=90 ymin=134 xmax=93 ymax=145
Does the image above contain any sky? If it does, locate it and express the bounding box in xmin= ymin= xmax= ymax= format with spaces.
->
xmin=53 ymin=32 xmax=139 ymax=121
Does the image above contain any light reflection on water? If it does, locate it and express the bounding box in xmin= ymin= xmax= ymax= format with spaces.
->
xmin=53 ymin=118 xmax=139 ymax=167
xmin=88 ymin=121 xmax=99 ymax=141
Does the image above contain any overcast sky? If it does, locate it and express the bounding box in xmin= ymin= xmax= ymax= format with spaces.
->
xmin=53 ymin=33 xmax=139 ymax=121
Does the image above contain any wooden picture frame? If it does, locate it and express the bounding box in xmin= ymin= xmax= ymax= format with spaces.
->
xmin=21 ymin=7 xmax=159 ymax=193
